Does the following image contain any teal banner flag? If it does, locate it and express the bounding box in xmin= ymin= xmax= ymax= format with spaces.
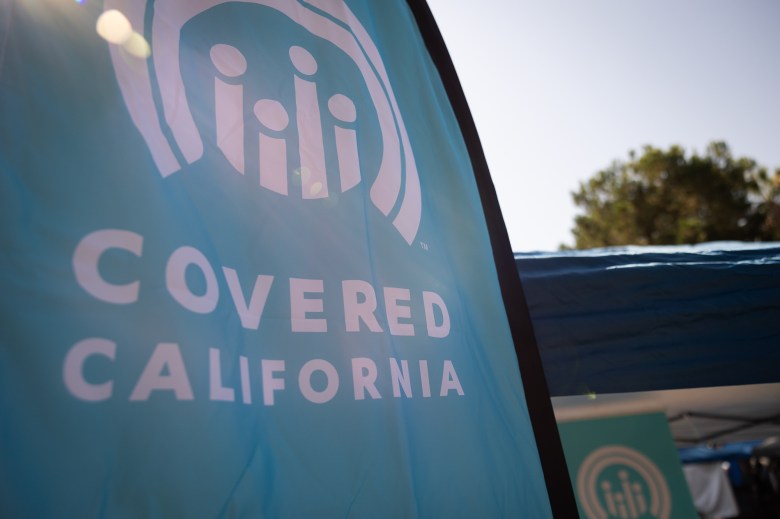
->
xmin=558 ymin=413 xmax=698 ymax=519
xmin=0 ymin=1 xmax=561 ymax=516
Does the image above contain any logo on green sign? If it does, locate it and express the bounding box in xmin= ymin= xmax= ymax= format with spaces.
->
xmin=577 ymin=445 xmax=672 ymax=519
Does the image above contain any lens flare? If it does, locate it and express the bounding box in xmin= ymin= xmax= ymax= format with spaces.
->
xmin=123 ymin=32 xmax=151 ymax=59
xmin=96 ymin=9 xmax=132 ymax=45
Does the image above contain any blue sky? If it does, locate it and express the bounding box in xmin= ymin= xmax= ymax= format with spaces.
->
xmin=427 ymin=0 xmax=780 ymax=251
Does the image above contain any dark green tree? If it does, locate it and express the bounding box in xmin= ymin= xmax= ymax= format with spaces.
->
xmin=570 ymin=142 xmax=780 ymax=249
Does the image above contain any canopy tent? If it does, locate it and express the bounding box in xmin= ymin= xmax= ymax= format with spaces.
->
xmin=516 ymin=243 xmax=780 ymax=448
xmin=515 ymin=242 xmax=780 ymax=397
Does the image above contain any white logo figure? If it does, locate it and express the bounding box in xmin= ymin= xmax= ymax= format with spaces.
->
xmin=106 ymin=0 xmax=421 ymax=244
xmin=577 ymin=445 xmax=672 ymax=519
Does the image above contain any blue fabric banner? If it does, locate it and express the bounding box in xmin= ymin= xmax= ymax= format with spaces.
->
xmin=0 ymin=1 xmax=554 ymax=516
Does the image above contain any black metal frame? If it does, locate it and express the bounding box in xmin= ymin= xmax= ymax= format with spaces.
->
xmin=671 ymin=411 xmax=780 ymax=444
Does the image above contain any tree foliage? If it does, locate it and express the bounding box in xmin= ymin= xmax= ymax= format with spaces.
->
xmin=570 ymin=142 xmax=780 ymax=249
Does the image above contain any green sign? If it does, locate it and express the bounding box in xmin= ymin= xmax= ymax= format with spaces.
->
xmin=558 ymin=412 xmax=697 ymax=519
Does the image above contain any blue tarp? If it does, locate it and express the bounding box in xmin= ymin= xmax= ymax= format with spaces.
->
xmin=678 ymin=441 xmax=762 ymax=464
xmin=515 ymin=242 xmax=780 ymax=397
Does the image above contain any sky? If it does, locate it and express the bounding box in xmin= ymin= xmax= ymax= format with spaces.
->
xmin=426 ymin=0 xmax=780 ymax=251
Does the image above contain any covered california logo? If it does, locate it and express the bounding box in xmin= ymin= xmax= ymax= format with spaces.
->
xmin=105 ymin=0 xmax=422 ymax=244
xmin=577 ymin=445 xmax=672 ymax=519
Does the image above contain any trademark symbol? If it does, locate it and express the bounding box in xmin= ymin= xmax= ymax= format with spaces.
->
xmin=420 ymin=242 xmax=429 ymax=251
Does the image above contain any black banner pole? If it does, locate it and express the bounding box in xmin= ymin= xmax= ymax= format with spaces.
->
xmin=405 ymin=1 xmax=579 ymax=516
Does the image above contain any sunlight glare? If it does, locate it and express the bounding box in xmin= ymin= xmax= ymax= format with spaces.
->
xmin=123 ymin=32 xmax=151 ymax=59
xmin=96 ymin=9 xmax=132 ymax=45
